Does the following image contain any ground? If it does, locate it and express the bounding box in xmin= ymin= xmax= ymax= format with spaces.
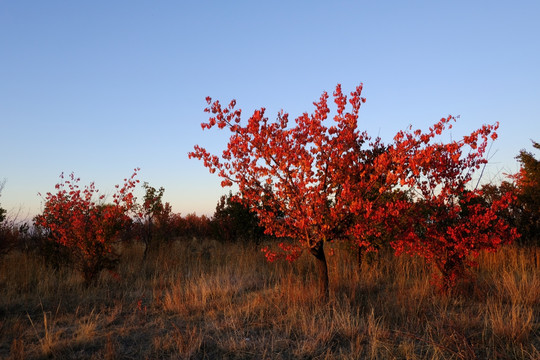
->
xmin=1 ymin=239 xmax=539 ymax=359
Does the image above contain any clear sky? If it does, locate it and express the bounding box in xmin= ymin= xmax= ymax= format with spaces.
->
xmin=1 ymin=1 xmax=539 ymax=220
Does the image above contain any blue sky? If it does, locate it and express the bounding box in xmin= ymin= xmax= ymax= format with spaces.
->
xmin=1 ymin=1 xmax=539 ymax=219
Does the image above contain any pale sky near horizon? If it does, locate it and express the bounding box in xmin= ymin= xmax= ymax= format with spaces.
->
xmin=1 ymin=1 xmax=539 ymax=220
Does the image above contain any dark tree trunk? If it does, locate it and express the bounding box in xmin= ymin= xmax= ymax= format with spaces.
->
xmin=357 ymin=245 xmax=364 ymax=270
xmin=309 ymin=240 xmax=329 ymax=302
xmin=142 ymin=220 xmax=153 ymax=262
xmin=81 ymin=260 xmax=99 ymax=287
xmin=142 ymin=240 xmax=149 ymax=261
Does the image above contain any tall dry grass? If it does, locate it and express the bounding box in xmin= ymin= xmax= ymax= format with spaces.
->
xmin=0 ymin=239 xmax=538 ymax=359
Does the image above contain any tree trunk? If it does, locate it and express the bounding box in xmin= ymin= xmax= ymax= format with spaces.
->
xmin=309 ymin=240 xmax=329 ymax=302
xmin=142 ymin=241 xmax=149 ymax=261
xmin=357 ymin=245 xmax=364 ymax=270
xmin=142 ymin=219 xmax=153 ymax=262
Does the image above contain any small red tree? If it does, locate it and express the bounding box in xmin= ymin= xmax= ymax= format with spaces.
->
xmin=34 ymin=169 xmax=139 ymax=285
xmin=387 ymin=118 xmax=519 ymax=292
xmin=190 ymin=84 xmax=411 ymax=300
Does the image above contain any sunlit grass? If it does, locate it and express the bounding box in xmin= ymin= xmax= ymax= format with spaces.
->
xmin=0 ymin=239 xmax=538 ymax=359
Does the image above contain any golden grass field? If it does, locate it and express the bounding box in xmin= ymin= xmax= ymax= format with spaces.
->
xmin=0 ymin=239 xmax=539 ymax=359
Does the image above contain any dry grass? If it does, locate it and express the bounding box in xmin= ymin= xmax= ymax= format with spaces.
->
xmin=0 ymin=239 xmax=538 ymax=359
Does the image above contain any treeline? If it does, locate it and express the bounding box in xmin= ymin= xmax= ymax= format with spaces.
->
xmin=0 ymin=178 xmax=267 ymax=284
xmin=126 ymin=190 xmax=266 ymax=250
xmin=0 ymin=188 xmax=264 ymax=251
xmin=480 ymin=141 xmax=540 ymax=246
xmin=0 ymin=141 xmax=538 ymax=286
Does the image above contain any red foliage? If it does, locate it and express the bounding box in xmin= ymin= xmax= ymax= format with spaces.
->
xmin=34 ymin=169 xmax=139 ymax=284
xmin=190 ymin=85 xmax=387 ymax=251
xmin=190 ymin=84 xmax=411 ymax=299
xmin=190 ymin=84 xmax=517 ymax=295
xmin=387 ymin=118 xmax=519 ymax=292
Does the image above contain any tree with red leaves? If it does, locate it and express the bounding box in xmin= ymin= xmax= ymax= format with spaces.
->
xmin=386 ymin=118 xmax=519 ymax=292
xmin=190 ymin=84 xmax=517 ymax=298
xmin=35 ymin=169 xmax=139 ymax=285
xmin=190 ymin=84 xmax=413 ymax=300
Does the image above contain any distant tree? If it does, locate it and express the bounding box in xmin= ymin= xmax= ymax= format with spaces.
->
xmin=212 ymin=192 xmax=265 ymax=243
xmin=0 ymin=179 xmax=6 ymax=224
xmin=154 ymin=201 xmax=175 ymax=242
xmin=0 ymin=179 xmax=11 ymax=256
xmin=482 ymin=140 xmax=540 ymax=246
xmin=34 ymin=170 xmax=139 ymax=285
xmin=513 ymin=141 xmax=540 ymax=245
xmin=166 ymin=212 xmax=187 ymax=239
xmin=182 ymin=213 xmax=212 ymax=239
xmin=134 ymin=182 xmax=165 ymax=260
xmin=0 ymin=181 xmax=55 ymax=260
xmin=0 ymin=179 xmax=22 ymax=257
